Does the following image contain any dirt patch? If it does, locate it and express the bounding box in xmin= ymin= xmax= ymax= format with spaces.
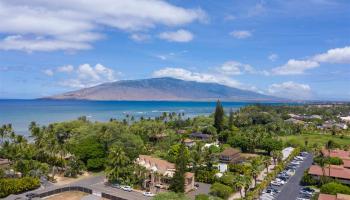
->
xmin=54 ymin=172 xmax=92 ymax=186
xmin=44 ymin=191 xmax=88 ymax=200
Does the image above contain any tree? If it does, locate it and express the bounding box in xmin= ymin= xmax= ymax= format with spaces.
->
xmin=105 ymin=146 xmax=133 ymax=184
xmin=210 ymin=182 xmax=233 ymax=199
xmin=233 ymin=175 xmax=246 ymax=198
xmin=228 ymin=109 xmax=234 ymax=130
xmin=325 ymin=140 xmax=336 ymax=177
xmin=250 ymin=157 xmax=262 ymax=187
xmin=169 ymin=142 xmax=189 ymax=193
xmin=262 ymin=156 xmax=271 ymax=174
xmin=214 ymin=100 xmax=224 ymax=133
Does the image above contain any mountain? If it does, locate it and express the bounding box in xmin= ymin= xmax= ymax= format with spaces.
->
xmin=46 ymin=77 xmax=283 ymax=102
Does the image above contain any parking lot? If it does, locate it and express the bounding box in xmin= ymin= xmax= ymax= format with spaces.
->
xmin=260 ymin=152 xmax=314 ymax=200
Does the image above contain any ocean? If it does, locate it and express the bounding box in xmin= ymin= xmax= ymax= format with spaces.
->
xmin=0 ymin=99 xmax=275 ymax=136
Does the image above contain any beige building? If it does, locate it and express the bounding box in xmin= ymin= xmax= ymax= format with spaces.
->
xmin=136 ymin=155 xmax=195 ymax=193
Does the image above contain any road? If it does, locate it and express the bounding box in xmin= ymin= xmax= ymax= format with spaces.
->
xmin=275 ymin=153 xmax=313 ymax=200
xmin=6 ymin=175 xmax=148 ymax=200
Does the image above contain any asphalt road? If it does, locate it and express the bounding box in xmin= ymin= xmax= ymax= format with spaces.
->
xmin=275 ymin=153 xmax=314 ymax=200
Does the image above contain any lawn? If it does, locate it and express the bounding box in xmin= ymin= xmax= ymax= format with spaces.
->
xmin=279 ymin=133 xmax=350 ymax=148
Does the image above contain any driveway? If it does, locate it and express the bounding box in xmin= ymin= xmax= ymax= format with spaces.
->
xmin=187 ymin=182 xmax=211 ymax=200
xmin=275 ymin=153 xmax=314 ymax=200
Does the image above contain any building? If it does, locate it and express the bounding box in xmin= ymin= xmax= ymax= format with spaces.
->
xmin=219 ymin=148 xmax=241 ymax=164
xmin=189 ymin=132 xmax=212 ymax=141
xmin=308 ymin=165 xmax=350 ymax=184
xmin=318 ymin=193 xmax=350 ymax=200
xmin=309 ymin=149 xmax=350 ymax=184
xmin=217 ymin=148 xmax=241 ymax=173
xmin=184 ymin=138 xmax=195 ymax=148
xmin=136 ymin=155 xmax=195 ymax=193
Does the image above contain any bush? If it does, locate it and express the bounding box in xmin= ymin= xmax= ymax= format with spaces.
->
xmin=87 ymin=158 xmax=105 ymax=171
xmin=320 ymin=182 xmax=350 ymax=195
xmin=153 ymin=192 xmax=190 ymax=200
xmin=195 ymin=194 xmax=223 ymax=200
xmin=314 ymin=156 xmax=343 ymax=165
xmin=0 ymin=177 xmax=40 ymax=198
xmin=210 ymin=182 xmax=233 ymax=200
xmin=195 ymin=170 xmax=217 ymax=184
xmin=300 ymin=171 xmax=318 ymax=186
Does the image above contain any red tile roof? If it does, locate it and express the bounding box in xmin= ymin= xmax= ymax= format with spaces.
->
xmin=309 ymin=165 xmax=350 ymax=180
xmin=322 ymin=149 xmax=350 ymax=160
xmin=138 ymin=155 xmax=175 ymax=175
xmin=318 ymin=194 xmax=336 ymax=200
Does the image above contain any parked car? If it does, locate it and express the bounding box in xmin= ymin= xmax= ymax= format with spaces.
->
xmin=143 ymin=192 xmax=155 ymax=197
xmin=271 ymin=180 xmax=282 ymax=186
xmin=25 ymin=193 xmax=36 ymax=199
xmin=111 ymin=183 xmax=121 ymax=189
xmin=121 ymin=186 xmax=133 ymax=192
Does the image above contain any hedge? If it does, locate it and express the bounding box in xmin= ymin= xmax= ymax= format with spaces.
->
xmin=245 ymin=147 xmax=301 ymax=200
xmin=210 ymin=182 xmax=233 ymax=200
xmin=320 ymin=182 xmax=350 ymax=195
xmin=0 ymin=177 xmax=40 ymax=198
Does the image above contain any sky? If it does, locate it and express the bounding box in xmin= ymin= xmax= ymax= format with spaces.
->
xmin=1 ymin=0 xmax=350 ymax=100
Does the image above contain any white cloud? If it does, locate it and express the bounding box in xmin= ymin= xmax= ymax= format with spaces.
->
xmin=57 ymin=65 xmax=74 ymax=73
xmin=313 ymin=46 xmax=350 ymax=63
xmin=158 ymin=29 xmax=194 ymax=42
xmin=247 ymin=2 xmax=266 ymax=17
xmin=152 ymin=67 xmax=242 ymax=88
xmin=129 ymin=33 xmax=150 ymax=42
xmin=268 ymin=81 xmax=312 ymax=100
xmin=271 ymin=46 xmax=350 ymax=75
xmin=0 ymin=0 xmax=205 ymax=51
xmin=219 ymin=61 xmax=254 ymax=75
xmin=43 ymin=69 xmax=54 ymax=76
xmin=271 ymin=59 xmax=319 ymax=75
xmin=230 ymin=30 xmax=252 ymax=39
xmin=0 ymin=35 xmax=91 ymax=52
xmin=268 ymin=53 xmax=278 ymax=62
xmin=57 ymin=63 xmax=118 ymax=88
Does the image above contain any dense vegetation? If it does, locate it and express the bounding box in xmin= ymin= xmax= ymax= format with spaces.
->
xmin=1 ymin=103 xmax=350 ymax=198
xmin=0 ymin=177 xmax=40 ymax=198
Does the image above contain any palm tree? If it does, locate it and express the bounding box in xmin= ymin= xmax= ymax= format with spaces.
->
xmin=233 ymin=175 xmax=246 ymax=198
xmin=105 ymin=146 xmax=130 ymax=183
xmin=262 ymin=156 xmax=271 ymax=174
xmin=325 ymin=140 xmax=335 ymax=177
xmin=318 ymin=150 xmax=326 ymax=184
xmin=250 ymin=157 xmax=262 ymax=188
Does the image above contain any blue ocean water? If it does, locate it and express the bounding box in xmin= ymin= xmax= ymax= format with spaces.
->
xmin=0 ymin=99 xmax=272 ymax=136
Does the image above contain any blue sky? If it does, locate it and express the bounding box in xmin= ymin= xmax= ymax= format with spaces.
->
xmin=1 ymin=0 xmax=350 ymax=100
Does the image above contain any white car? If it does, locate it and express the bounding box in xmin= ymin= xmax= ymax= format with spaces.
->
xmin=143 ymin=192 xmax=155 ymax=197
xmin=271 ymin=181 xmax=282 ymax=186
xmin=121 ymin=186 xmax=133 ymax=192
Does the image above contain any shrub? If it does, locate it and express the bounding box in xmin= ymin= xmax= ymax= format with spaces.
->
xmin=195 ymin=170 xmax=217 ymax=184
xmin=300 ymin=171 xmax=318 ymax=186
xmin=153 ymin=192 xmax=190 ymax=200
xmin=320 ymin=182 xmax=350 ymax=195
xmin=0 ymin=177 xmax=40 ymax=198
xmin=210 ymin=182 xmax=233 ymax=200
xmin=87 ymin=158 xmax=105 ymax=171
xmin=314 ymin=156 xmax=343 ymax=165
xmin=195 ymin=194 xmax=223 ymax=200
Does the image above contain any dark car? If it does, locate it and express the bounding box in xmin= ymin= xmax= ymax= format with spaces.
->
xmin=25 ymin=193 xmax=36 ymax=199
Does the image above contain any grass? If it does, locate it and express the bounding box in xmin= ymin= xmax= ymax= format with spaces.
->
xmin=279 ymin=133 xmax=350 ymax=148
